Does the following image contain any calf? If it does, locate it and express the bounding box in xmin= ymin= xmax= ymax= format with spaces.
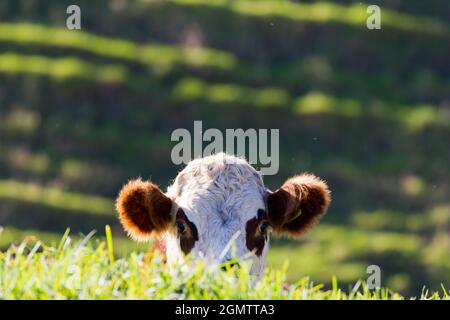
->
xmin=116 ymin=153 xmax=330 ymax=277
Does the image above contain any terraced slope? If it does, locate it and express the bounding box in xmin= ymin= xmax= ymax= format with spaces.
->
xmin=0 ymin=0 xmax=449 ymax=295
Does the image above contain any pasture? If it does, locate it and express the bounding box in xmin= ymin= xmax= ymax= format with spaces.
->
xmin=0 ymin=227 xmax=447 ymax=300
xmin=0 ymin=0 xmax=449 ymax=298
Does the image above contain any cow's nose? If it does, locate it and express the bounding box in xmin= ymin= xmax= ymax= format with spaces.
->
xmin=221 ymin=260 xmax=240 ymax=271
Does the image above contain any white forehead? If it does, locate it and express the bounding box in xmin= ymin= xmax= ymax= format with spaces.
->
xmin=165 ymin=153 xmax=268 ymax=271
xmin=167 ymin=153 xmax=266 ymax=216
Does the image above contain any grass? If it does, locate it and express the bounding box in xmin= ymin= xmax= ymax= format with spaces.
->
xmin=174 ymin=78 xmax=448 ymax=130
xmin=173 ymin=77 xmax=290 ymax=107
xmin=1 ymin=227 xmax=447 ymax=300
xmin=0 ymin=52 xmax=128 ymax=83
xmin=0 ymin=180 xmax=114 ymax=215
xmin=0 ymin=226 xmax=150 ymax=257
xmin=1 ymin=178 xmax=449 ymax=294
xmin=2 ymin=23 xmax=449 ymax=107
xmin=1 ymin=54 xmax=446 ymax=129
xmin=0 ymin=23 xmax=237 ymax=72
xmin=0 ymin=0 xmax=448 ymax=298
xmin=162 ymin=0 xmax=449 ymax=36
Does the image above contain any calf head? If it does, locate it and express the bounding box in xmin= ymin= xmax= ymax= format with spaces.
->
xmin=116 ymin=153 xmax=330 ymax=277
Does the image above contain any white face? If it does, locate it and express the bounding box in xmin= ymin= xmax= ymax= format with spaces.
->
xmin=165 ymin=154 xmax=270 ymax=277
xmin=117 ymin=153 xmax=330 ymax=279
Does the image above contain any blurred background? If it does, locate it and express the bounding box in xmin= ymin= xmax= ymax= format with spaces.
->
xmin=0 ymin=0 xmax=449 ymax=295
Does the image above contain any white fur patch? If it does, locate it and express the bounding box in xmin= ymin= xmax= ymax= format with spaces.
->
xmin=165 ymin=153 xmax=269 ymax=277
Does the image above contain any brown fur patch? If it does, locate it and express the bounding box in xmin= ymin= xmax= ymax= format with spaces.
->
xmin=116 ymin=179 xmax=173 ymax=241
xmin=176 ymin=208 xmax=199 ymax=254
xmin=267 ymin=173 xmax=331 ymax=236
xmin=245 ymin=209 xmax=268 ymax=256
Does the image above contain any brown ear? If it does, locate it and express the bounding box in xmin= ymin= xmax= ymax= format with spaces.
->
xmin=267 ymin=173 xmax=331 ymax=236
xmin=116 ymin=179 xmax=174 ymax=241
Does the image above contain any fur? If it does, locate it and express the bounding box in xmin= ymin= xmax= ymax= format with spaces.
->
xmin=116 ymin=179 xmax=174 ymax=241
xmin=267 ymin=174 xmax=331 ymax=235
xmin=116 ymin=153 xmax=331 ymax=278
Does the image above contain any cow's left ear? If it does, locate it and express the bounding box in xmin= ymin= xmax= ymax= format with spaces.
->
xmin=267 ymin=173 xmax=331 ymax=236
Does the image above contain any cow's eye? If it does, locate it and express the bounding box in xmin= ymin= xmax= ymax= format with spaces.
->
xmin=176 ymin=221 xmax=186 ymax=234
xmin=258 ymin=221 xmax=269 ymax=234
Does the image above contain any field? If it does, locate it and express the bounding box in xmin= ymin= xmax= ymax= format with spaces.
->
xmin=0 ymin=0 xmax=449 ymax=298
xmin=0 ymin=227 xmax=447 ymax=300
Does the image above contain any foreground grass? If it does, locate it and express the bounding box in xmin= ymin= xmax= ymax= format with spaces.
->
xmin=0 ymin=228 xmax=448 ymax=300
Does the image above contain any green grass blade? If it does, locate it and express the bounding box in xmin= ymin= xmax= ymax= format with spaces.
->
xmin=105 ymin=225 xmax=115 ymax=264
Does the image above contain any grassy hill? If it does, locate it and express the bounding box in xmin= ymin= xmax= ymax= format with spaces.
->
xmin=1 ymin=230 xmax=448 ymax=300
xmin=0 ymin=0 xmax=449 ymax=296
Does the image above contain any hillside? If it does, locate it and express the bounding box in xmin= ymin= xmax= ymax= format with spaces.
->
xmin=0 ymin=0 xmax=449 ymax=295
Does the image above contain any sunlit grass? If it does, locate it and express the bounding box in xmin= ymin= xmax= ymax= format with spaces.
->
xmin=293 ymin=91 xmax=448 ymax=130
xmin=0 ymin=180 xmax=113 ymax=215
xmin=173 ymin=78 xmax=447 ymax=129
xmin=0 ymin=52 xmax=128 ymax=83
xmin=2 ymin=228 xmax=443 ymax=300
xmin=0 ymin=226 xmax=148 ymax=257
xmin=1 ymin=22 xmax=448 ymax=107
xmin=315 ymin=225 xmax=422 ymax=255
xmin=58 ymin=158 xmax=113 ymax=183
xmin=350 ymin=207 xmax=450 ymax=233
xmin=294 ymin=92 xmax=360 ymax=117
xmin=0 ymin=108 xmax=41 ymax=135
xmin=161 ymin=0 xmax=449 ymax=36
xmin=173 ymin=77 xmax=290 ymax=107
xmin=0 ymin=0 xmax=448 ymax=301
xmin=269 ymin=223 xmax=450 ymax=293
xmin=1 ymin=219 xmax=449 ymax=296
xmin=0 ymin=23 xmax=236 ymax=72
xmin=1 ymin=56 xmax=446 ymax=131
xmin=269 ymin=225 xmax=423 ymax=285
xmin=0 ymin=147 xmax=50 ymax=175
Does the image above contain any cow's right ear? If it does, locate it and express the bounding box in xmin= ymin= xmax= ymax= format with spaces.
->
xmin=116 ymin=179 xmax=174 ymax=241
